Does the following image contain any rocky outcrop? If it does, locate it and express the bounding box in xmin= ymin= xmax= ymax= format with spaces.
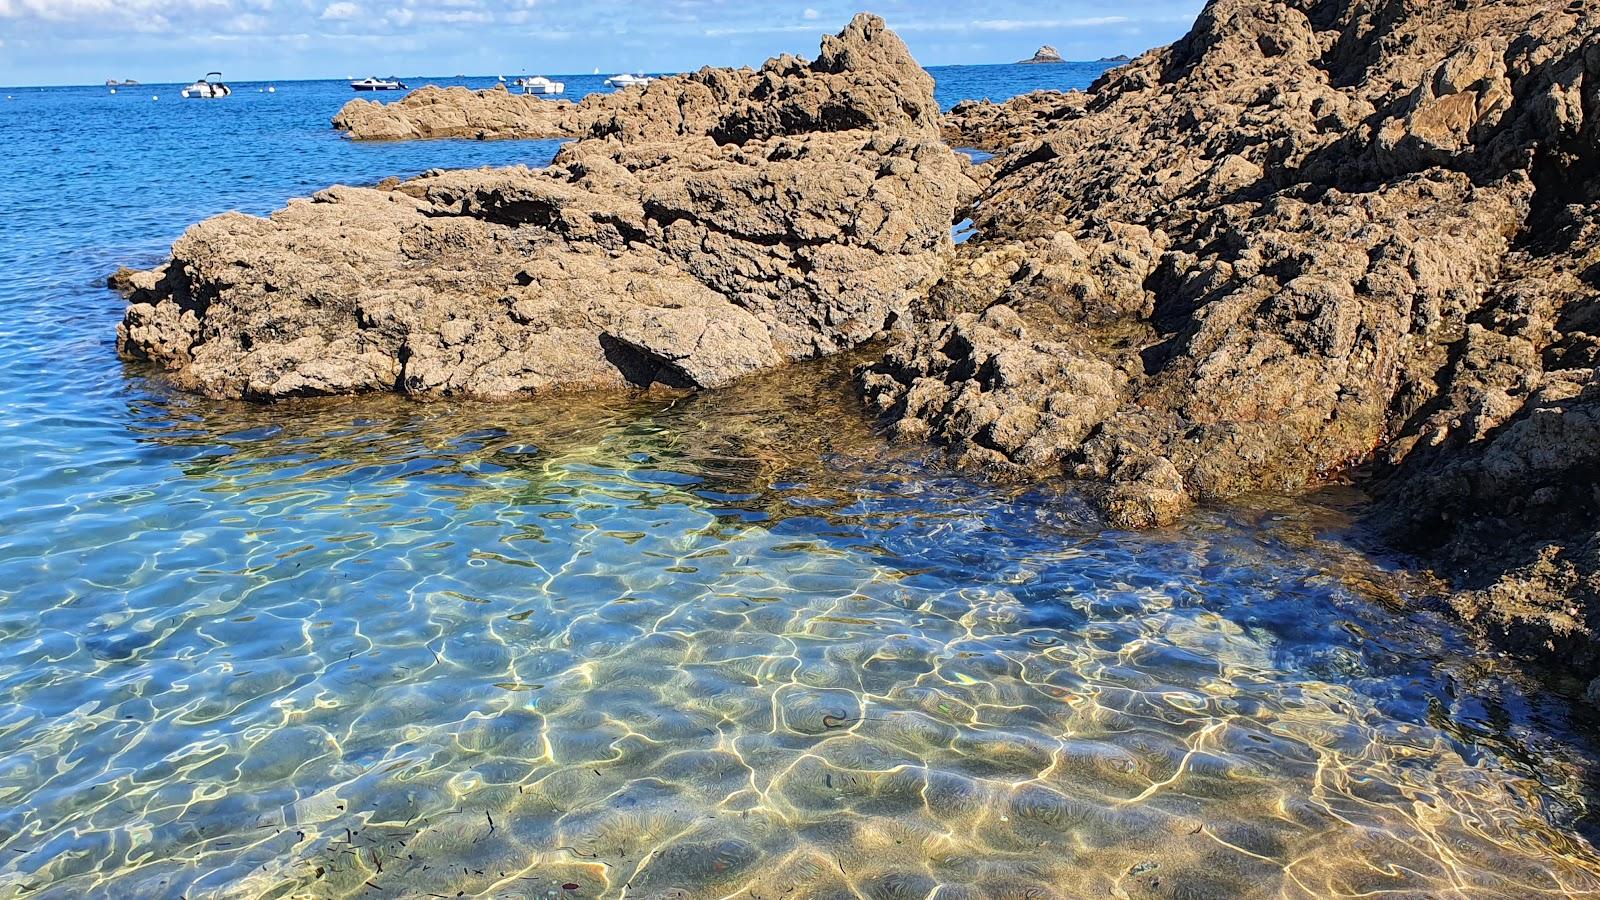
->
xmin=118 ymin=15 xmax=969 ymax=400
xmin=331 ymin=85 xmax=580 ymax=141
xmin=859 ymin=0 xmax=1600 ymax=670
xmin=333 ymin=14 xmax=941 ymax=144
xmin=942 ymin=91 xmax=1088 ymax=151
xmin=1019 ymin=46 xmax=1064 ymax=65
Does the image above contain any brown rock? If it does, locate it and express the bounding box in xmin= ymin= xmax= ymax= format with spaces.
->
xmin=941 ymin=91 xmax=1089 ymax=152
xmin=333 ymin=14 xmax=941 ymax=145
xmin=858 ymin=0 xmax=1600 ymax=676
xmin=117 ymin=131 xmax=968 ymax=400
xmin=332 ymin=85 xmax=580 ymax=141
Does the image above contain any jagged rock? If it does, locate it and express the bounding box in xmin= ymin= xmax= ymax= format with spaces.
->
xmin=333 ymin=14 xmax=941 ymax=144
xmin=332 ymin=85 xmax=580 ymax=141
xmin=117 ymin=131 xmax=968 ymax=399
xmin=123 ymin=14 xmax=962 ymax=401
xmin=942 ymin=91 xmax=1089 ymax=151
xmin=1019 ymin=46 xmax=1064 ymax=65
xmin=859 ymin=0 xmax=1600 ymax=671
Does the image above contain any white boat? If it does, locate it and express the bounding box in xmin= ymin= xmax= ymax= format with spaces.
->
xmin=180 ymin=72 xmax=231 ymax=99
xmin=514 ymin=76 xmax=564 ymax=95
xmin=350 ymin=76 xmax=407 ymax=91
xmin=604 ymin=73 xmax=652 ymax=88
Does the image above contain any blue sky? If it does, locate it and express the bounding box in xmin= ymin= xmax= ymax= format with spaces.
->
xmin=0 ymin=0 xmax=1205 ymax=86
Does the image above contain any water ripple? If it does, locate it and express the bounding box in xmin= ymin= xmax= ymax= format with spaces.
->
xmin=0 ymin=73 xmax=1597 ymax=899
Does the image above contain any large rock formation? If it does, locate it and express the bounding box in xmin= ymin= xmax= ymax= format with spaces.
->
xmin=333 ymin=14 xmax=942 ymax=144
xmin=1019 ymin=46 xmax=1064 ymax=65
xmin=941 ymin=91 xmax=1088 ymax=151
xmin=331 ymin=85 xmax=581 ymax=141
xmin=860 ymin=0 xmax=1600 ymax=667
xmin=118 ymin=15 xmax=969 ymax=400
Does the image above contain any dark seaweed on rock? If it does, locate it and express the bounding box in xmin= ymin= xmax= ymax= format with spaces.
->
xmin=867 ymin=0 xmax=1600 ymax=679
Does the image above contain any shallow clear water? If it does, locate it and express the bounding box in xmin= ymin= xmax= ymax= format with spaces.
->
xmin=2 ymin=66 xmax=1599 ymax=899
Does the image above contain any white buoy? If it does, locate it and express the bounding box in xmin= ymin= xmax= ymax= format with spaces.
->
xmin=152 ymin=95 xmax=159 ymax=100
xmin=110 ymin=88 xmax=117 ymax=94
xmin=267 ymin=86 xmax=276 ymax=93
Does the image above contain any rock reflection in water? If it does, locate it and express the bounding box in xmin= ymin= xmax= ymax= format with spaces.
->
xmin=0 ymin=356 xmax=1596 ymax=899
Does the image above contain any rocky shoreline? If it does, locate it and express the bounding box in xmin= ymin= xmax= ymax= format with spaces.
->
xmin=331 ymin=15 xmax=942 ymax=144
xmin=903 ymin=0 xmax=1600 ymax=686
xmin=116 ymin=3 xmax=1600 ymax=693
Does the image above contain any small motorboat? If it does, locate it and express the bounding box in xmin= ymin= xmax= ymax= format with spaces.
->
xmin=350 ymin=76 xmax=407 ymax=91
xmin=181 ymin=73 xmax=231 ymax=98
xmin=514 ymin=76 xmax=565 ymax=95
xmin=604 ymin=73 xmax=652 ymax=88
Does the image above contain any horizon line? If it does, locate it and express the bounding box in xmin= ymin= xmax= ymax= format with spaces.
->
xmin=0 ymin=59 xmax=1131 ymax=92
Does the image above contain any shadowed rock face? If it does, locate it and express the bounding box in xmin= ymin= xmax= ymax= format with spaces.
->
xmin=332 ymin=13 xmax=941 ymax=144
xmin=860 ymin=0 xmax=1600 ymax=670
xmin=118 ymin=14 xmax=969 ymax=401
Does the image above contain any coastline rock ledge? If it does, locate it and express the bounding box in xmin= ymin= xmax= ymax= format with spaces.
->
xmin=869 ymin=0 xmax=1600 ymax=677
xmin=331 ymin=13 xmax=943 ymax=143
xmin=117 ymin=15 xmax=970 ymax=399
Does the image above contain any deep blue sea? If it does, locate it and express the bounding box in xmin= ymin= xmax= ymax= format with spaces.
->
xmin=2 ymin=66 xmax=1600 ymax=898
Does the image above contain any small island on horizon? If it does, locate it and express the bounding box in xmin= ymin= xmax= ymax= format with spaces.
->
xmin=1017 ymin=45 xmax=1064 ymax=64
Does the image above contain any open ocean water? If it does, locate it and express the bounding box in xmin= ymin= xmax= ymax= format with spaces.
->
xmin=1 ymin=65 xmax=1600 ymax=898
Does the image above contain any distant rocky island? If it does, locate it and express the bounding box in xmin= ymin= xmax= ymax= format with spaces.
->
xmin=1018 ymin=45 xmax=1063 ymax=64
xmin=1097 ymin=54 xmax=1132 ymax=62
xmin=114 ymin=0 xmax=1600 ymax=699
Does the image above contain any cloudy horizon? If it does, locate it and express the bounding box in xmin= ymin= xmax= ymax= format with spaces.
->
xmin=0 ymin=0 xmax=1204 ymax=87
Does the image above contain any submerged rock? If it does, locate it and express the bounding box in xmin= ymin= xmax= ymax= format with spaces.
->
xmin=333 ymin=13 xmax=941 ymax=144
xmin=859 ymin=0 xmax=1600 ymax=673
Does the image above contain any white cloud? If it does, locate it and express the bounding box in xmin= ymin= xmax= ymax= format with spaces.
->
xmin=225 ymin=11 xmax=268 ymax=31
xmin=0 ymin=0 xmax=228 ymax=21
xmin=802 ymin=7 xmax=817 ymax=19
xmin=320 ymin=1 xmax=358 ymax=20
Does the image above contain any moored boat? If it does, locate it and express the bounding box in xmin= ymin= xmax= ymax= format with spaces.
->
xmin=350 ymin=76 xmax=407 ymax=91
xmin=180 ymin=73 xmax=230 ymax=99
xmin=513 ymin=75 xmax=564 ymax=95
xmin=604 ymin=73 xmax=652 ymax=88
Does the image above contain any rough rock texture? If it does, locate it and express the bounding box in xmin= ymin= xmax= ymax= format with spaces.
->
xmin=332 ymin=85 xmax=580 ymax=141
xmin=942 ymin=91 xmax=1089 ymax=152
xmin=859 ymin=0 xmax=1600 ymax=671
xmin=123 ymin=14 xmax=962 ymax=400
xmin=1019 ymin=46 xmax=1064 ymax=65
xmin=118 ymin=130 xmax=967 ymax=399
xmin=333 ymin=14 xmax=941 ymax=144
